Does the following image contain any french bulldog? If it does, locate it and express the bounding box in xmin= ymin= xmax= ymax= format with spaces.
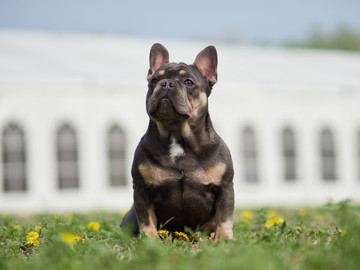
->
xmin=121 ymin=43 xmax=234 ymax=240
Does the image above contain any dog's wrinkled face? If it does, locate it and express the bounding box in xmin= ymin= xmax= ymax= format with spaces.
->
xmin=147 ymin=63 xmax=207 ymax=123
xmin=145 ymin=44 xmax=217 ymax=127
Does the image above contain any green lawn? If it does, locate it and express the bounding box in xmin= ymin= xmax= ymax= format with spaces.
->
xmin=1 ymin=200 xmax=359 ymax=270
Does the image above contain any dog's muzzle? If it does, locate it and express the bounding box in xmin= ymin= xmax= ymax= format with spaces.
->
xmin=148 ymin=79 xmax=192 ymax=118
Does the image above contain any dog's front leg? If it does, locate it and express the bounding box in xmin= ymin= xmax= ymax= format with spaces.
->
xmin=214 ymin=181 xmax=234 ymax=240
xmin=133 ymin=176 xmax=158 ymax=238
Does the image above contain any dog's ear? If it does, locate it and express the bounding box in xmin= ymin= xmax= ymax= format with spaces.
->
xmin=194 ymin=46 xmax=218 ymax=86
xmin=147 ymin=43 xmax=169 ymax=81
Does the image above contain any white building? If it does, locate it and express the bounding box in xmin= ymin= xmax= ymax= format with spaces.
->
xmin=0 ymin=29 xmax=360 ymax=213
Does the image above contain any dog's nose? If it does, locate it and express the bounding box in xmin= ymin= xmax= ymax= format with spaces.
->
xmin=160 ymin=80 xmax=176 ymax=89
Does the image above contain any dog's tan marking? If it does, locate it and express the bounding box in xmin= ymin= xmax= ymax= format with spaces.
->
xmin=179 ymin=70 xmax=187 ymax=76
xmin=155 ymin=121 xmax=169 ymax=138
xmin=199 ymin=91 xmax=207 ymax=103
xmin=189 ymin=162 xmax=226 ymax=185
xmin=139 ymin=205 xmax=158 ymax=237
xmin=215 ymin=217 xmax=233 ymax=240
xmin=188 ymin=92 xmax=207 ymax=126
xmin=181 ymin=121 xmax=191 ymax=138
xmin=204 ymin=163 xmax=227 ymax=185
xmin=138 ymin=161 xmax=179 ymax=186
xmin=189 ymin=92 xmax=207 ymax=110
xmin=158 ymin=70 xmax=165 ymax=76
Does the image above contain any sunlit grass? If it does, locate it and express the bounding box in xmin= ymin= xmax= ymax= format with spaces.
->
xmin=1 ymin=200 xmax=359 ymax=270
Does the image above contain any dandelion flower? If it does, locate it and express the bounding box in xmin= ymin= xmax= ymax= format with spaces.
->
xmin=27 ymin=239 xmax=39 ymax=246
xmin=26 ymin=231 xmax=40 ymax=246
xmin=13 ymin=224 xmax=19 ymax=229
xmin=241 ymin=218 xmax=250 ymax=224
xmin=61 ymin=232 xmax=76 ymax=246
xmin=87 ymin=221 xmax=100 ymax=230
xmin=265 ymin=217 xmax=285 ymax=229
xmin=173 ymin=231 xmax=189 ymax=241
xmin=74 ymin=234 xmax=85 ymax=243
xmin=338 ymin=229 xmax=346 ymax=234
xmin=241 ymin=210 xmax=254 ymax=219
xmin=26 ymin=231 xmax=39 ymax=240
xmin=299 ymin=209 xmax=308 ymax=216
xmin=157 ymin=229 xmax=169 ymax=236
xmin=241 ymin=210 xmax=254 ymax=224
xmin=266 ymin=210 xmax=278 ymax=218
xmin=64 ymin=214 xmax=74 ymax=222
xmin=35 ymin=225 xmax=42 ymax=231
xmin=79 ymin=225 xmax=85 ymax=230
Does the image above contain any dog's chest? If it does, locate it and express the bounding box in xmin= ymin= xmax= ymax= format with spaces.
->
xmin=153 ymin=179 xmax=216 ymax=230
xmin=168 ymin=137 xmax=185 ymax=162
xmin=138 ymin=156 xmax=226 ymax=188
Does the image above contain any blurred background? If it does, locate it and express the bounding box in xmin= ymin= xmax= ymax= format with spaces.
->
xmin=0 ymin=0 xmax=360 ymax=213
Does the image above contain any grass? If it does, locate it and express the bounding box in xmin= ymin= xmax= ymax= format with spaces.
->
xmin=1 ymin=200 xmax=359 ymax=270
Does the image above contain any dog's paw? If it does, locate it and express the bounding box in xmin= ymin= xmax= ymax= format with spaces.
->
xmin=144 ymin=230 xmax=158 ymax=238
xmin=214 ymin=219 xmax=234 ymax=240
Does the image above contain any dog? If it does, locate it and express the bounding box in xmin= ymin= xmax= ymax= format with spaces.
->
xmin=120 ymin=43 xmax=234 ymax=240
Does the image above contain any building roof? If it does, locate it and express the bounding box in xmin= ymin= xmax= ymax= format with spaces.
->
xmin=1 ymin=29 xmax=360 ymax=92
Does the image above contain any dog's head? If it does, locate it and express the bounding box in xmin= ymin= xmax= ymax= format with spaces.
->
xmin=146 ymin=43 xmax=217 ymax=128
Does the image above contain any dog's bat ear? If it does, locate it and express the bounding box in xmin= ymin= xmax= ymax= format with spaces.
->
xmin=194 ymin=46 xmax=218 ymax=86
xmin=147 ymin=43 xmax=169 ymax=81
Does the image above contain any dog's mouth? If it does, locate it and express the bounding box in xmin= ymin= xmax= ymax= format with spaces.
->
xmin=157 ymin=97 xmax=175 ymax=113
xmin=148 ymin=94 xmax=191 ymax=120
xmin=159 ymin=97 xmax=170 ymax=104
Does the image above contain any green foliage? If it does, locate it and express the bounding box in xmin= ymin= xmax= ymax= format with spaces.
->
xmin=1 ymin=201 xmax=359 ymax=270
xmin=286 ymin=24 xmax=360 ymax=51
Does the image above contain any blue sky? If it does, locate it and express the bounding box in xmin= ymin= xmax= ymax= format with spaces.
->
xmin=1 ymin=0 xmax=360 ymax=43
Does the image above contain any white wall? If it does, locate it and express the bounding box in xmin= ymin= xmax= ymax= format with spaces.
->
xmin=0 ymin=30 xmax=360 ymax=212
xmin=0 ymin=80 xmax=359 ymax=213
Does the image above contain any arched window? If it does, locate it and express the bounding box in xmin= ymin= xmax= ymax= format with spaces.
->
xmin=320 ymin=128 xmax=337 ymax=181
xmin=242 ymin=126 xmax=258 ymax=183
xmin=282 ymin=127 xmax=297 ymax=181
xmin=107 ymin=125 xmax=126 ymax=186
xmin=2 ymin=123 xmax=27 ymax=191
xmin=57 ymin=124 xmax=79 ymax=189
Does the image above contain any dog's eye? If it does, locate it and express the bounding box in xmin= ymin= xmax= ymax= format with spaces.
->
xmin=184 ymin=79 xmax=194 ymax=86
xmin=150 ymin=78 xmax=158 ymax=85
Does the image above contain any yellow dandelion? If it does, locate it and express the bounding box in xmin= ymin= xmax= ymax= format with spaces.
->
xmin=265 ymin=217 xmax=285 ymax=229
xmin=338 ymin=229 xmax=346 ymax=234
xmin=27 ymin=238 xmax=39 ymax=246
xmin=64 ymin=214 xmax=74 ymax=222
xmin=157 ymin=229 xmax=169 ymax=236
xmin=87 ymin=221 xmax=100 ymax=230
xmin=241 ymin=210 xmax=254 ymax=219
xmin=74 ymin=234 xmax=85 ymax=243
xmin=35 ymin=225 xmax=42 ymax=231
xmin=60 ymin=232 xmax=76 ymax=246
xmin=266 ymin=210 xmax=278 ymax=218
xmin=13 ymin=224 xmax=19 ymax=229
xmin=241 ymin=218 xmax=250 ymax=224
xmin=299 ymin=209 xmax=308 ymax=216
xmin=173 ymin=231 xmax=189 ymax=241
xmin=26 ymin=231 xmax=40 ymax=246
xmin=26 ymin=231 xmax=39 ymax=240
xmin=79 ymin=225 xmax=85 ymax=230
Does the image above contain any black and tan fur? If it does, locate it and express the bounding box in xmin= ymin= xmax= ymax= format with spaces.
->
xmin=121 ymin=44 xmax=234 ymax=239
